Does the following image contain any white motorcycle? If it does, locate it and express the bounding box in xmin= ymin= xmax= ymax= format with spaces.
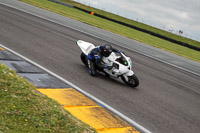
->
xmin=77 ymin=40 xmax=139 ymax=88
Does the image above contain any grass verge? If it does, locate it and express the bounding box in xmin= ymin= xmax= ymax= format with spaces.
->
xmin=61 ymin=0 xmax=200 ymax=49
xmin=19 ymin=0 xmax=200 ymax=62
xmin=0 ymin=63 xmax=96 ymax=133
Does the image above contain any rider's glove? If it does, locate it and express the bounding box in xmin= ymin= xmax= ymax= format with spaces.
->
xmin=107 ymin=66 xmax=113 ymax=70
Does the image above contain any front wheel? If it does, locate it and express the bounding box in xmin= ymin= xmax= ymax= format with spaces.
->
xmin=121 ymin=74 xmax=139 ymax=88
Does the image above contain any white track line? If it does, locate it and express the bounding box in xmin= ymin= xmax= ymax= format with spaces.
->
xmin=0 ymin=44 xmax=152 ymax=133
xmin=1 ymin=1 xmax=199 ymax=132
xmin=1 ymin=1 xmax=198 ymax=132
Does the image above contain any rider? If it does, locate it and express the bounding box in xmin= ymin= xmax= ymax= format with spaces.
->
xmin=87 ymin=44 xmax=121 ymax=76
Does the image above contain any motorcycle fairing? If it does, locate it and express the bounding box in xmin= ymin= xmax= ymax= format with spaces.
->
xmin=77 ymin=40 xmax=95 ymax=55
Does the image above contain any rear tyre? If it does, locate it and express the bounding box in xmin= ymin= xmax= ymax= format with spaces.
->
xmin=121 ymin=74 xmax=139 ymax=88
xmin=80 ymin=52 xmax=88 ymax=67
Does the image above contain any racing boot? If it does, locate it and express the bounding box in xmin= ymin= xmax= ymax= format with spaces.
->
xmin=88 ymin=60 xmax=97 ymax=76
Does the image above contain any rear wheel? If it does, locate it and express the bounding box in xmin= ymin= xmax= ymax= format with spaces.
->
xmin=80 ymin=52 xmax=88 ymax=67
xmin=121 ymin=74 xmax=139 ymax=88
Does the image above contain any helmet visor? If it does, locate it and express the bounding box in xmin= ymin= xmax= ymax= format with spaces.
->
xmin=103 ymin=49 xmax=112 ymax=57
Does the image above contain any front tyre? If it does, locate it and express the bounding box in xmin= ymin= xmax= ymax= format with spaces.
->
xmin=121 ymin=74 xmax=139 ymax=88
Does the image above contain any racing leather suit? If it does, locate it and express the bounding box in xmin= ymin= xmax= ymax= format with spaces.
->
xmin=87 ymin=46 xmax=120 ymax=76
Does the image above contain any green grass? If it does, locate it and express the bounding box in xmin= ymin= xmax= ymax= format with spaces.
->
xmin=19 ymin=0 xmax=200 ymax=62
xmin=63 ymin=0 xmax=200 ymax=49
xmin=0 ymin=63 xmax=96 ymax=133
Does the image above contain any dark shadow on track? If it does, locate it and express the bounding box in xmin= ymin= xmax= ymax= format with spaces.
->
xmin=77 ymin=64 xmax=139 ymax=90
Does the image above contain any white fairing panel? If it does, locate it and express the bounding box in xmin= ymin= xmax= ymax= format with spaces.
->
xmin=77 ymin=40 xmax=95 ymax=55
xmin=102 ymin=52 xmax=120 ymax=65
xmin=125 ymin=70 xmax=134 ymax=76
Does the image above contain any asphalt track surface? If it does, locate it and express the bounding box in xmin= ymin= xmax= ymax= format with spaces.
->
xmin=0 ymin=4 xmax=200 ymax=133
